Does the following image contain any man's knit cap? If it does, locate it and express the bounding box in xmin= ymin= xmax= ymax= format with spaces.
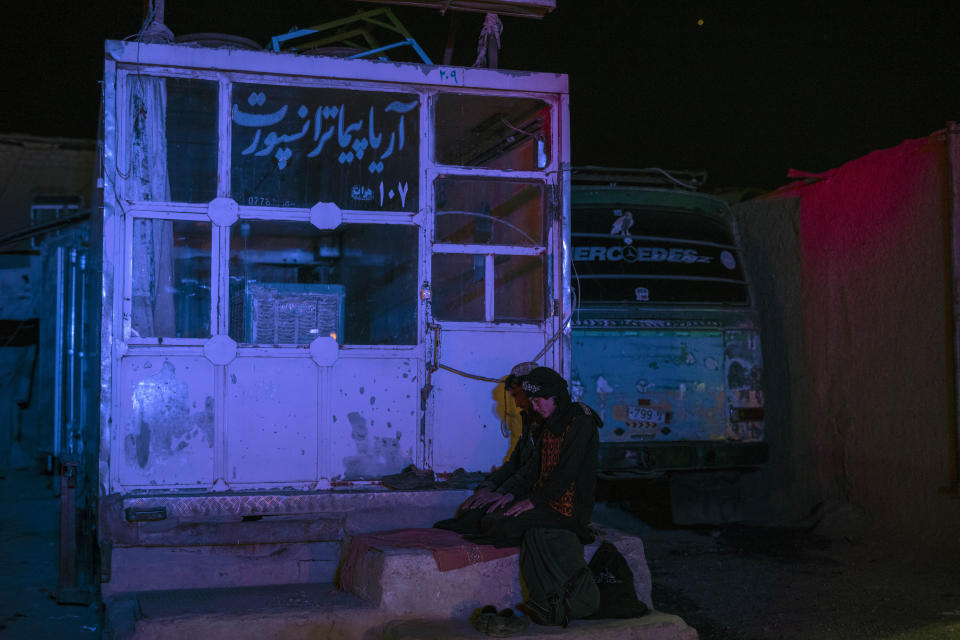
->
xmin=521 ymin=367 xmax=567 ymax=399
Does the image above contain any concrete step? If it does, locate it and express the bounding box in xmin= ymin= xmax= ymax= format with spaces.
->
xmin=344 ymin=527 xmax=653 ymax=618
xmin=104 ymin=582 xmax=379 ymax=639
xmin=381 ymin=613 xmax=698 ymax=639
xmin=100 ymin=489 xmax=472 ymax=596
xmin=104 ymin=583 xmax=698 ymax=640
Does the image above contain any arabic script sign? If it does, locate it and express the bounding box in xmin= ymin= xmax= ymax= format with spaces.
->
xmin=231 ymin=83 xmax=419 ymax=211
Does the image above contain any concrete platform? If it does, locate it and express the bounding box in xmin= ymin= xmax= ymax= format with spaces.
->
xmin=100 ymin=494 xmax=697 ymax=639
xmin=104 ymin=582 xmax=697 ymax=640
xmin=101 ymin=489 xmax=473 ymax=596
xmin=345 ymin=527 xmax=653 ymax=618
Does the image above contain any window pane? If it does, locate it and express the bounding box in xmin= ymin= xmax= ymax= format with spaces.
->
xmin=435 ymin=94 xmax=550 ymax=170
xmin=229 ymin=222 xmax=417 ymax=345
xmin=435 ymin=178 xmax=544 ymax=245
xmin=572 ymin=205 xmax=749 ymax=305
xmin=432 ymin=254 xmax=485 ymax=322
xmin=131 ymin=220 xmax=211 ymax=338
xmin=166 ymin=78 xmax=218 ymax=203
xmin=231 ymin=83 xmax=419 ymax=211
xmin=494 ymin=255 xmax=545 ymax=322
xmin=125 ymin=76 xmax=217 ymax=203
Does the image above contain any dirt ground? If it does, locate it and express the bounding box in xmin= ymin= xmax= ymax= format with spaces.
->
xmin=594 ymin=502 xmax=960 ymax=640
xmin=0 ymin=468 xmax=101 ymax=639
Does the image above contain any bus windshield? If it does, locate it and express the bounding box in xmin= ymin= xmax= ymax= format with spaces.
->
xmin=572 ymin=204 xmax=749 ymax=305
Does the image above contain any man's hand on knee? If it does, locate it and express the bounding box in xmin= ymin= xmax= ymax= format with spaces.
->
xmin=485 ymin=492 xmax=516 ymax=513
xmin=504 ymin=498 xmax=534 ymax=517
xmin=463 ymin=487 xmax=498 ymax=510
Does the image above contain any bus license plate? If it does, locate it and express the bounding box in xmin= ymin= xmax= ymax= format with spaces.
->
xmin=628 ymin=406 xmax=666 ymax=424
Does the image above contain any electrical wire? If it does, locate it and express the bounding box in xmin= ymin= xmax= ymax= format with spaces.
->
xmin=435 ymin=211 xmax=540 ymax=246
xmin=499 ymin=384 xmax=510 ymax=438
xmin=437 ymin=363 xmax=500 ymax=383
xmin=500 ymin=117 xmax=539 ymax=139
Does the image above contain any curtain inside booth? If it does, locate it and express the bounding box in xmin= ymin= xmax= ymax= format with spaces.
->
xmin=126 ymin=76 xmax=175 ymax=338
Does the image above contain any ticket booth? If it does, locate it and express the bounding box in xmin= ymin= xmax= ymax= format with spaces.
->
xmin=97 ymin=39 xmax=569 ymax=527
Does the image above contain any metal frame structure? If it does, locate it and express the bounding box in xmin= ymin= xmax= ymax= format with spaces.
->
xmin=352 ymin=0 xmax=556 ymax=19
xmin=269 ymin=8 xmax=433 ymax=64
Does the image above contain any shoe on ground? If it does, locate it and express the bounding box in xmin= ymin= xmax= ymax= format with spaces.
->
xmin=470 ymin=604 xmax=498 ymax=633
xmin=517 ymin=600 xmax=565 ymax=627
xmin=382 ymin=464 xmax=437 ymax=490
xmin=486 ymin=608 xmax=530 ymax=637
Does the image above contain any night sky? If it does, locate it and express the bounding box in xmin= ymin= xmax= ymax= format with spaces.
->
xmin=2 ymin=0 xmax=957 ymax=190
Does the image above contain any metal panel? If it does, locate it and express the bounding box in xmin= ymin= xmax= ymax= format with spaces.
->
xmin=100 ymin=57 xmax=121 ymax=495
xmin=122 ymin=494 xmax=340 ymax=518
xmin=327 ymin=356 xmax=421 ymax=480
xmin=571 ymin=330 xmax=727 ymax=443
xmin=54 ymin=247 xmax=65 ymax=458
xmin=353 ymin=0 xmax=555 ymax=19
xmin=430 ymin=327 xmax=544 ymax=472
xmin=225 ymin=356 xmax=319 ymax=485
xmin=558 ymin=92 xmax=572 ymax=380
xmin=105 ymin=41 xmax=569 ymax=94
xmin=118 ymin=355 xmax=216 ymax=487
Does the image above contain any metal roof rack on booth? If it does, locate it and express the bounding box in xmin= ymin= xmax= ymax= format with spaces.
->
xmin=350 ymin=0 xmax=557 ymax=67
xmin=269 ymin=7 xmax=433 ymax=64
xmin=351 ymin=0 xmax=556 ymax=19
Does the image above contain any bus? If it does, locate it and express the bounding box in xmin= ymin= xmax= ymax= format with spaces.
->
xmin=569 ymin=167 xmax=767 ymax=523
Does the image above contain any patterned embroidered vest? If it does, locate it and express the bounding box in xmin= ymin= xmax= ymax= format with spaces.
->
xmin=535 ymin=424 xmax=575 ymax=516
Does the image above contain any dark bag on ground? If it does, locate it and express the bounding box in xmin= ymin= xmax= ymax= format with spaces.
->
xmin=584 ymin=540 xmax=649 ymax=619
xmin=519 ymin=527 xmax=600 ymax=627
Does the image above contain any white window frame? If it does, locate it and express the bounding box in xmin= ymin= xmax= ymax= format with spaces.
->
xmin=114 ymin=63 xmax=564 ymax=351
xmin=425 ymin=87 xmax=559 ymax=326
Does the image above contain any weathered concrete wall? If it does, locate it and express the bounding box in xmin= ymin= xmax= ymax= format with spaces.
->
xmin=0 ymin=134 xmax=96 ymax=468
xmin=0 ymin=134 xmax=95 ymax=240
xmin=734 ymin=131 xmax=960 ymax=549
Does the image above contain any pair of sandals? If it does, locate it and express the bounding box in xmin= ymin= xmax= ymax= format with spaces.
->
xmin=469 ymin=605 xmax=530 ymax=637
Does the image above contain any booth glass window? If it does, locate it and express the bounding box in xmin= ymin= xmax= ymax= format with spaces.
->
xmin=434 ymin=178 xmax=544 ymax=245
xmin=435 ymin=94 xmax=549 ymax=170
xmin=124 ymin=76 xmax=218 ymax=204
xmin=431 ymin=254 xmax=486 ymax=322
xmin=228 ymin=221 xmax=418 ymax=345
xmin=230 ymin=83 xmax=420 ymax=211
xmin=432 ymin=177 xmax=547 ymax=323
xmin=494 ymin=255 xmax=545 ymax=322
xmin=130 ymin=219 xmax=212 ymax=338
